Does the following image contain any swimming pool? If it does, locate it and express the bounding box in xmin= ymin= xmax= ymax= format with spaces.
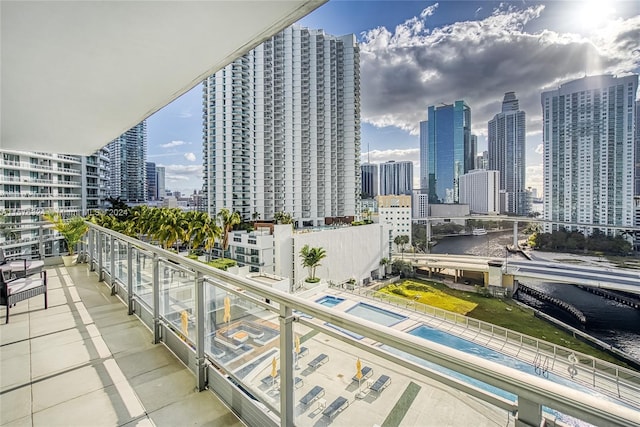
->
xmin=387 ymin=324 xmax=624 ymax=426
xmin=316 ymin=295 xmax=345 ymax=308
xmin=345 ymin=302 xmax=407 ymax=327
xmin=324 ymin=302 xmax=407 ymax=340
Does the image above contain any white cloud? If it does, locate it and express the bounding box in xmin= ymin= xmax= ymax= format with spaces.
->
xmin=184 ymin=152 xmax=196 ymax=162
xmin=178 ymin=109 xmax=193 ymax=119
xmin=361 ymin=148 xmax=419 ymax=165
xmin=160 ymin=140 xmax=189 ymax=149
xmin=159 ymin=164 xmax=202 ymax=183
xmin=359 ymin=4 xmax=640 ymax=139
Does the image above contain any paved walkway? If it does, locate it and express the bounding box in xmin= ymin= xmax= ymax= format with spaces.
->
xmin=0 ymin=265 xmax=244 ymax=427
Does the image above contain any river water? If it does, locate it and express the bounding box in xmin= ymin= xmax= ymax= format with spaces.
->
xmin=430 ymin=231 xmax=640 ymax=362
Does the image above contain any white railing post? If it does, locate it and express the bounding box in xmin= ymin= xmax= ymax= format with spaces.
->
xmin=110 ymin=235 xmax=116 ymax=295
xmin=97 ymin=231 xmax=103 ymax=281
xmin=127 ymin=242 xmax=134 ymax=315
xmin=280 ymin=304 xmax=294 ymax=427
xmin=152 ymin=253 xmax=160 ymax=344
xmin=195 ymin=272 xmax=207 ymax=391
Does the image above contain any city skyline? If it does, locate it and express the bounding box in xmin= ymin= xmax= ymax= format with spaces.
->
xmin=147 ymin=0 xmax=640 ymax=194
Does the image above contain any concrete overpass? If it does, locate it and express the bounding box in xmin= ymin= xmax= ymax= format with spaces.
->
xmin=400 ymin=253 xmax=640 ymax=295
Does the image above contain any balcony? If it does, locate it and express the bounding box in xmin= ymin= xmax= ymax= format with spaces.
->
xmin=2 ymin=224 xmax=639 ymax=427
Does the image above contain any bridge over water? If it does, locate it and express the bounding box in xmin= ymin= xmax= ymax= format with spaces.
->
xmin=400 ymin=253 xmax=640 ymax=296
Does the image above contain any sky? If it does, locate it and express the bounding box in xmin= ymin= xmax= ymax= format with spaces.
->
xmin=147 ymin=0 xmax=640 ymax=196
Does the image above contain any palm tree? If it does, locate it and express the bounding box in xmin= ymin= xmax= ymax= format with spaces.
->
xmin=217 ymin=208 xmax=241 ymax=259
xmin=299 ymin=245 xmax=327 ymax=282
xmin=394 ymin=235 xmax=410 ymax=259
xmin=274 ymin=211 xmax=294 ymax=225
xmin=154 ymin=208 xmax=187 ymax=251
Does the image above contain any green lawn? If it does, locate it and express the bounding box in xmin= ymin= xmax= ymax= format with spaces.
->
xmin=381 ymin=278 xmax=627 ymax=366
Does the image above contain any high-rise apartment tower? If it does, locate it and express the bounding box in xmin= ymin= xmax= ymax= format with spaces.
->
xmin=488 ymin=92 xmax=528 ymax=215
xmin=202 ymin=25 xmax=360 ymax=225
xmin=541 ymin=74 xmax=638 ymax=235
xmin=107 ymin=121 xmax=147 ymax=203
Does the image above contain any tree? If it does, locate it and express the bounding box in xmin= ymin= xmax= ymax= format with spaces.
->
xmin=43 ymin=212 xmax=88 ymax=257
xmin=299 ymin=244 xmax=327 ymax=282
xmin=274 ymin=211 xmax=294 ymax=225
xmin=217 ymin=208 xmax=241 ymax=259
xmin=393 ymin=235 xmax=410 ymax=258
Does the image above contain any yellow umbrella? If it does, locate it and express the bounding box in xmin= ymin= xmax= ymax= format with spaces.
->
xmin=223 ymin=296 xmax=231 ymax=323
xmin=271 ymin=356 xmax=278 ymax=378
xmin=180 ymin=310 xmax=189 ymax=337
xmin=295 ymin=335 xmax=301 ymax=354
xmin=355 ymin=358 xmax=363 ymax=381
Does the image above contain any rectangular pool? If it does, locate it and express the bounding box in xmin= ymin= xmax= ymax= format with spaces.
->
xmin=345 ymin=302 xmax=407 ymax=327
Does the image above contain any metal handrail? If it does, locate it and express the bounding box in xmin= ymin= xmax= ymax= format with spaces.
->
xmin=85 ymin=222 xmax=640 ymax=427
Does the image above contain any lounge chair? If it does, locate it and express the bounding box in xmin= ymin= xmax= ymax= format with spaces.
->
xmin=294 ymin=377 xmax=304 ymax=389
xmin=261 ymin=370 xmax=280 ymax=387
xmin=299 ymin=385 xmax=325 ymax=406
xmin=297 ymin=346 xmax=309 ymax=358
xmin=307 ymin=353 xmax=329 ymax=370
xmin=369 ymin=375 xmax=391 ymax=393
xmin=352 ymin=366 xmax=373 ymax=382
xmin=322 ymin=396 xmax=349 ymax=420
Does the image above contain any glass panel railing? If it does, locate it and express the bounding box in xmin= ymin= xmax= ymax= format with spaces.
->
xmin=84 ymin=224 xmax=640 ymax=427
xmin=113 ymin=239 xmax=127 ymax=284
xmin=131 ymin=248 xmax=153 ymax=310
xmin=203 ymin=278 xmax=282 ymax=413
xmin=159 ymin=260 xmax=196 ymax=340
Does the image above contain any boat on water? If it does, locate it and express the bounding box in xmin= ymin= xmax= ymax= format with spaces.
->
xmin=472 ymin=228 xmax=487 ymax=236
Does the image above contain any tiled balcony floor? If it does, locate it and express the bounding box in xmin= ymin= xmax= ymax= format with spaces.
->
xmin=0 ymin=265 xmax=244 ymax=427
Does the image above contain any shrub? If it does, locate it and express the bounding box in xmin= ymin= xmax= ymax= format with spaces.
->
xmin=207 ymin=258 xmax=237 ymax=271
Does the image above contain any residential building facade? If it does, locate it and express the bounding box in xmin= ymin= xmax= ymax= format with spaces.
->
xmin=459 ymin=169 xmax=500 ymax=214
xmin=425 ymin=101 xmax=473 ymax=204
xmin=106 ymin=121 xmax=147 ymax=203
xmin=377 ymin=194 xmax=412 ymax=250
xmin=1 ymin=149 xmax=109 ymax=258
xmin=379 ymin=160 xmax=413 ymax=196
xmin=202 ymin=25 xmax=360 ymax=225
xmin=541 ymin=74 xmax=638 ymax=235
xmin=488 ymin=92 xmax=528 ymax=215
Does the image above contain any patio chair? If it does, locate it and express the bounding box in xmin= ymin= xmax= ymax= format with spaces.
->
xmin=322 ymin=396 xmax=349 ymax=420
xmin=297 ymin=346 xmax=309 ymax=358
xmin=307 ymin=353 xmax=329 ymax=370
xmin=369 ymin=375 xmax=391 ymax=393
xmin=299 ymin=385 xmax=325 ymax=406
xmin=1 ymin=269 xmax=47 ymax=323
xmin=352 ymin=366 xmax=373 ymax=382
xmin=0 ymin=248 xmax=44 ymax=279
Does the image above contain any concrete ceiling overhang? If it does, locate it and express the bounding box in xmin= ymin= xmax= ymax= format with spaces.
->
xmin=1 ymin=0 xmax=326 ymax=155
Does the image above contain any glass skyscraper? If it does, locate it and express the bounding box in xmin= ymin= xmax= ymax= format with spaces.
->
xmin=360 ymin=163 xmax=379 ymax=198
xmin=379 ymin=160 xmax=413 ymax=196
xmin=488 ymin=92 xmax=527 ymax=215
xmin=424 ymin=100 xmax=472 ymax=204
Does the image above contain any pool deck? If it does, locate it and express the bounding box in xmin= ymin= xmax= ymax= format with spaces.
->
xmin=304 ymin=288 xmax=640 ymax=413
